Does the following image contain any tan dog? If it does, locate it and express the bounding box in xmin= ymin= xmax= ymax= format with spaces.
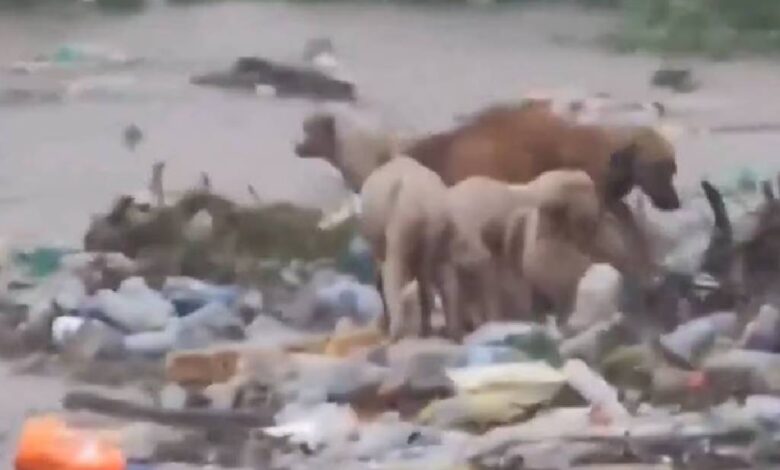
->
xmin=499 ymin=168 xmax=656 ymax=320
xmin=361 ymin=157 xmax=451 ymax=340
xmin=499 ymin=172 xmax=602 ymax=317
xmin=404 ymin=102 xmax=680 ymax=211
xmin=296 ymin=109 xmax=451 ymax=341
xmin=444 ymin=176 xmax=537 ymax=330
xmin=443 ymin=168 xmax=655 ymax=335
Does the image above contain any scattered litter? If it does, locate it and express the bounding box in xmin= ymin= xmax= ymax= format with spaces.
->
xmin=5 ymin=127 xmax=780 ymax=470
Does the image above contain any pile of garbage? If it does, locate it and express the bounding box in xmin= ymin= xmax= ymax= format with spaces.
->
xmin=7 ymin=167 xmax=780 ymax=469
xmin=0 ymin=236 xmax=381 ymax=366
xmin=11 ymin=305 xmax=780 ymax=468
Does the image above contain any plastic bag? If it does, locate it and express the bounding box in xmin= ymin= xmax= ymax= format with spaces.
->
xmin=446 ymin=361 xmax=566 ymax=399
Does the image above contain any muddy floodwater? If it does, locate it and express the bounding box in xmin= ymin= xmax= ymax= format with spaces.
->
xmin=2 ymin=2 xmax=780 ymax=245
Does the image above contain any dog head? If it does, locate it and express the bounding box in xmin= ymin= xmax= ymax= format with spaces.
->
xmin=537 ymin=170 xmax=602 ymax=242
xmin=607 ymin=127 xmax=680 ymax=211
xmin=295 ymin=108 xmax=400 ymax=192
xmin=295 ymin=112 xmax=337 ymax=163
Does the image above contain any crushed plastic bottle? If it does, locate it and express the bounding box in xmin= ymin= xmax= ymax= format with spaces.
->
xmin=457 ymin=344 xmax=528 ymax=367
xmin=162 ymin=277 xmax=241 ymax=316
xmin=314 ymin=276 xmax=383 ymax=326
xmin=12 ymin=247 xmax=76 ymax=279
xmin=83 ymin=277 xmax=174 ymax=333
xmin=51 ymin=43 xmax=134 ymax=67
xmin=123 ymin=302 xmax=243 ymax=357
xmin=60 ymin=318 xmax=125 ymax=360
xmin=567 ymin=263 xmax=622 ymax=334
xmin=562 ymin=359 xmax=630 ymax=424
xmin=177 ymin=301 xmax=245 ymax=347
xmin=337 ymin=235 xmax=375 ymax=284
xmin=465 ymin=322 xmax=562 ymax=367
xmin=51 ymin=316 xmax=86 ymax=348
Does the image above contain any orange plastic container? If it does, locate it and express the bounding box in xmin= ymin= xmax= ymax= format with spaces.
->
xmin=15 ymin=415 xmax=126 ymax=470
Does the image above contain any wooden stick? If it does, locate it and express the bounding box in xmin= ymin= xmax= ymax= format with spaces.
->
xmin=709 ymin=123 xmax=780 ymax=134
xmin=149 ymin=161 xmax=166 ymax=207
xmin=63 ymin=390 xmax=272 ymax=428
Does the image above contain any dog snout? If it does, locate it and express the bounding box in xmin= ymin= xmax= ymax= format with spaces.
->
xmin=651 ymin=189 xmax=681 ymax=211
xmin=294 ymin=141 xmax=307 ymax=157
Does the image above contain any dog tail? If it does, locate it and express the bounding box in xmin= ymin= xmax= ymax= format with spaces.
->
xmin=701 ymin=180 xmax=732 ymax=240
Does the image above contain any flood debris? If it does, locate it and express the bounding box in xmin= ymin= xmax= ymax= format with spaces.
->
xmin=190 ymin=39 xmax=356 ymax=102
xmin=123 ymin=124 xmax=143 ymax=151
xmin=9 ymin=150 xmax=780 ymax=469
xmin=651 ymin=67 xmax=698 ymax=93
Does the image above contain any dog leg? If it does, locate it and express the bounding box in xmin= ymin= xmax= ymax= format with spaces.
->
xmin=479 ymin=260 xmax=503 ymax=323
xmin=382 ymin=231 xmax=410 ymax=342
xmin=416 ymin=231 xmax=441 ymax=337
xmin=375 ymin=269 xmax=389 ymax=334
xmin=417 ymin=278 xmax=433 ymax=337
xmin=436 ymin=262 xmax=463 ymax=341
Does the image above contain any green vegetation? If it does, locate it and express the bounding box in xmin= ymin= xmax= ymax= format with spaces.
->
xmin=0 ymin=0 xmax=146 ymax=10
xmin=3 ymin=0 xmax=780 ymax=57
xmin=608 ymin=0 xmax=780 ymax=57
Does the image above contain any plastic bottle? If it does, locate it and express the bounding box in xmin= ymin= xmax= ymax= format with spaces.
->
xmin=87 ymin=277 xmax=174 ymax=333
xmin=15 ymin=415 xmax=126 ymax=470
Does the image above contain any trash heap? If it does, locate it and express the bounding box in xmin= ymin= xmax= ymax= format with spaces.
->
xmin=6 ymin=171 xmax=780 ymax=470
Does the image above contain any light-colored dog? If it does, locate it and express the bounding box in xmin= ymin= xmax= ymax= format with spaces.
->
xmin=296 ymin=109 xmax=452 ymax=340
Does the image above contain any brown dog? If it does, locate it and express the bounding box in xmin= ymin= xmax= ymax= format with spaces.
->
xmin=404 ymin=102 xmax=680 ymax=211
xmin=294 ymin=108 xmax=656 ymax=338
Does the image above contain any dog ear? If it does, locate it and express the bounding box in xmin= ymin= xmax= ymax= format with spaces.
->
xmin=319 ymin=113 xmax=336 ymax=139
xmin=610 ymin=143 xmax=636 ymax=172
xmin=605 ymin=143 xmax=637 ymax=201
xmin=312 ymin=113 xmax=337 ymax=157
xmin=538 ymin=199 xmax=571 ymax=238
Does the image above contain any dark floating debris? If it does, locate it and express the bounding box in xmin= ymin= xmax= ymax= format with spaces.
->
xmin=190 ymin=55 xmax=356 ymax=102
xmin=651 ymin=67 xmax=698 ymax=93
xmin=123 ymin=124 xmax=143 ymax=151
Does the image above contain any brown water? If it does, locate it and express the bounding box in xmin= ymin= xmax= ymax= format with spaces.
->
xmin=2 ymin=2 xmax=780 ymax=246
